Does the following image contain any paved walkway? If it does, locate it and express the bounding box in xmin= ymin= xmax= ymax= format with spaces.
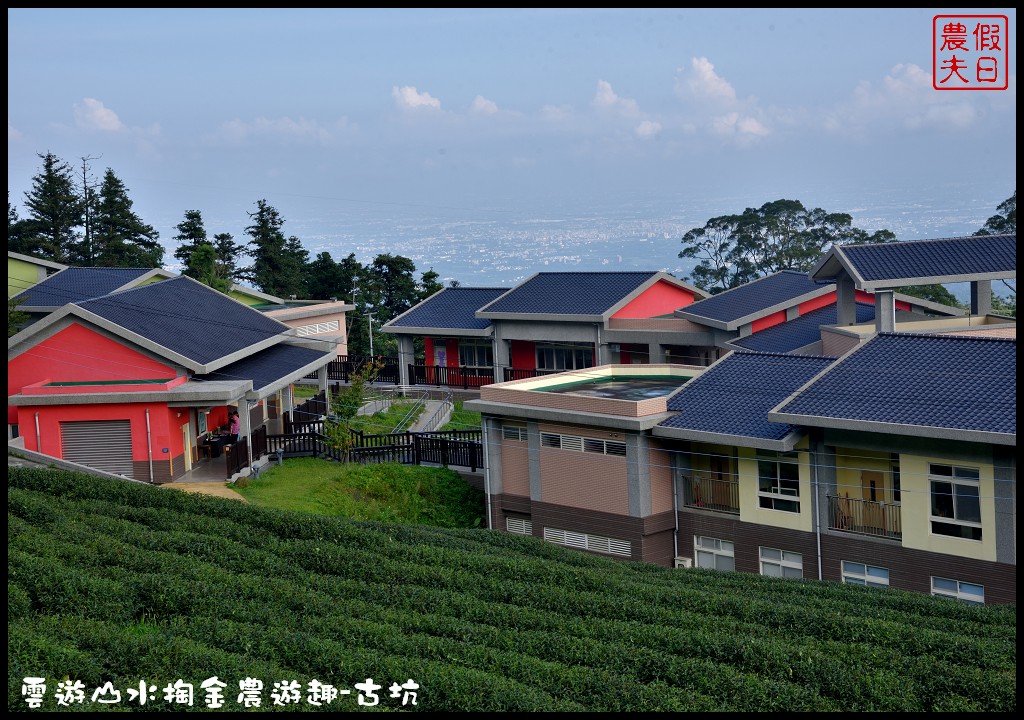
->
xmin=165 ymin=481 xmax=247 ymax=501
xmin=408 ymin=400 xmax=451 ymax=432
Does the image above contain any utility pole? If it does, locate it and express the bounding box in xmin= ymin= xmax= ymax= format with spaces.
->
xmin=367 ymin=312 xmax=376 ymax=356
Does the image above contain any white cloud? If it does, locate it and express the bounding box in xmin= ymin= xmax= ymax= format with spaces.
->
xmin=825 ymin=63 xmax=988 ymax=136
xmin=593 ymin=80 xmax=640 ymax=117
xmin=215 ymin=116 xmax=345 ymax=145
xmin=471 ymin=95 xmax=498 ymax=114
xmin=711 ymin=112 xmax=769 ymax=140
xmin=678 ymin=57 xmax=736 ymax=104
xmin=392 ymin=85 xmax=441 ymax=110
xmin=73 ymin=97 xmax=125 ymax=131
xmin=634 ymin=120 xmax=662 ymax=138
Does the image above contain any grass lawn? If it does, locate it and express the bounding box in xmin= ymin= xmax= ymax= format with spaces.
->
xmin=440 ymin=400 xmax=482 ymax=431
xmin=348 ymin=399 xmax=423 ymax=434
xmin=235 ymin=457 xmax=485 ymax=528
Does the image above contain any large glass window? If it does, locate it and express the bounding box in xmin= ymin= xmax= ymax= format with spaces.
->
xmin=695 ymin=536 xmax=735 ymax=571
xmin=536 ymin=344 xmax=593 ymax=371
xmin=929 ymin=464 xmax=982 ymax=540
xmin=458 ymin=340 xmax=493 ymax=368
xmin=757 ymin=451 xmax=801 ymax=513
xmin=759 ymin=547 xmax=803 ymax=579
xmin=931 ymin=576 xmax=985 ymax=605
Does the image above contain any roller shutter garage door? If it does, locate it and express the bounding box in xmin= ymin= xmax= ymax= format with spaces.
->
xmin=60 ymin=420 xmax=134 ymax=477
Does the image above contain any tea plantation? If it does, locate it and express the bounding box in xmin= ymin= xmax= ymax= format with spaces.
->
xmin=8 ymin=467 xmax=1016 ymax=712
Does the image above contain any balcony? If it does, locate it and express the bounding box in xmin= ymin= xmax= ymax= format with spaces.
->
xmin=828 ymin=494 xmax=902 ymax=540
xmin=682 ymin=473 xmax=740 ymax=514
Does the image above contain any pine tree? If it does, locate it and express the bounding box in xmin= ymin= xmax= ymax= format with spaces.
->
xmin=91 ymin=168 xmax=162 ymax=267
xmin=242 ymin=199 xmax=288 ymax=295
xmin=20 ymin=152 xmax=84 ymax=263
xmin=173 ymin=210 xmax=209 ymax=275
xmin=211 ymin=232 xmax=246 ymax=284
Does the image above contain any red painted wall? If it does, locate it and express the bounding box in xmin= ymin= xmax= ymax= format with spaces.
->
xmin=751 ymin=310 xmax=787 ymax=333
xmin=797 ymin=290 xmax=912 ymax=315
xmin=424 ymin=337 xmax=435 ymax=366
xmin=446 ymin=338 xmax=460 ymax=367
xmin=510 ymin=340 xmax=536 ymax=369
xmin=611 ymin=280 xmax=697 ymax=318
xmin=798 ymin=291 xmax=837 ymax=315
xmin=8 ymin=323 xmax=177 ymax=425
xmin=16 ymin=402 xmax=185 ymax=463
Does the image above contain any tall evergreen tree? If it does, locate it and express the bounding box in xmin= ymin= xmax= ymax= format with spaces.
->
xmin=364 ymin=253 xmax=420 ymax=323
xmin=90 ymin=168 xmax=162 ymax=267
xmin=20 ymin=152 xmax=84 ymax=263
xmin=74 ymin=155 xmax=102 ymax=266
xmin=211 ymin=232 xmax=246 ymax=284
xmin=7 ymin=195 xmax=32 ymax=258
xmin=242 ymin=199 xmax=310 ymax=297
xmin=173 ymin=210 xmax=209 ymax=275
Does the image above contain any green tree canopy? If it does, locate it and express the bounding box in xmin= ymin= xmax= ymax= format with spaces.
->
xmin=186 ymin=243 xmax=232 ymax=294
xmin=974 ymin=191 xmax=1016 ymax=236
xmin=173 ymin=210 xmax=209 ymax=274
xmin=17 ymin=152 xmax=84 ymax=263
xmin=679 ymin=199 xmax=895 ymax=294
xmin=89 ymin=168 xmax=162 ymax=268
xmin=239 ymin=200 xmax=312 ymax=298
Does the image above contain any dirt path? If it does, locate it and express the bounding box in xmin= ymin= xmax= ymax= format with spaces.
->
xmin=165 ymin=482 xmax=247 ymax=502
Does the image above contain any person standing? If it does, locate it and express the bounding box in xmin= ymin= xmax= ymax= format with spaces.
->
xmin=228 ymin=410 xmax=240 ymax=444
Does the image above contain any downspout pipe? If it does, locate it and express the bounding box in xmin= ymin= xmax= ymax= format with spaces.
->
xmin=34 ymin=412 xmax=41 ymax=453
xmin=482 ymin=418 xmax=493 ymax=529
xmin=145 ymin=407 xmax=154 ymax=484
xmin=811 ymin=445 xmax=822 ymax=582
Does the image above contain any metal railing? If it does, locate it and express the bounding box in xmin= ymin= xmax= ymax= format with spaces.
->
xmin=682 ymin=473 xmax=740 ymax=514
xmin=828 ymin=494 xmax=902 ymax=540
xmin=303 ymin=355 xmax=400 ymax=384
xmin=409 ymin=364 xmax=494 ymax=388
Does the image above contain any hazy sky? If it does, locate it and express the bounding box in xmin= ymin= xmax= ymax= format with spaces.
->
xmin=7 ymin=8 xmax=1017 ymax=255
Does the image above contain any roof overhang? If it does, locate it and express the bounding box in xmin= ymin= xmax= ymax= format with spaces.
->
xmin=765 ymin=412 xmax=1016 ymax=447
xmin=651 ymin=424 xmax=806 ymax=452
xmin=466 ymin=400 xmax=675 ymax=432
xmin=381 ymin=324 xmax=493 ymax=337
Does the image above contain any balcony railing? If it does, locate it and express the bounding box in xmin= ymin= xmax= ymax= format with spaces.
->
xmin=502 ymin=367 xmax=565 ymax=382
xmin=409 ymin=364 xmax=495 ymax=389
xmin=828 ymin=494 xmax=902 ymax=540
xmin=682 ymin=473 xmax=740 ymax=514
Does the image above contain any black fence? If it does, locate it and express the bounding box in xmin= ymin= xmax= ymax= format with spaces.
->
xmin=408 ymin=364 xmax=494 ymax=389
xmin=304 ymin=355 xmax=400 ymax=384
xmin=348 ymin=429 xmax=483 ymax=471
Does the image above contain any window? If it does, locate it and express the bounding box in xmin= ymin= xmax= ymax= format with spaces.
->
xmin=759 ymin=546 xmax=803 ymax=579
xmin=536 ymin=344 xmax=593 ymax=371
xmin=757 ymin=451 xmax=801 ymax=513
xmin=506 ymin=517 xmax=532 ymax=535
xmin=694 ymin=536 xmax=734 ymax=571
xmin=458 ymin=340 xmax=493 ymax=368
xmin=540 ymin=432 xmax=626 ymax=456
xmin=931 ymin=576 xmax=985 ymax=605
xmin=890 ymin=454 xmax=901 ymax=502
xmin=502 ymin=425 xmax=528 ymax=442
xmin=544 ymin=527 xmax=631 ymax=557
xmin=841 ymin=561 xmax=889 ymax=588
xmin=929 ymin=464 xmax=982 ymax=540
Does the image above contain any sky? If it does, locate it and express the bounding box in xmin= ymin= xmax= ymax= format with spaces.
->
xmin=7 ymin=8 xmax=1018 ymax=272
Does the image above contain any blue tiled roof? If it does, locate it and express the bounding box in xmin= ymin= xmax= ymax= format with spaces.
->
xmin=841 ymin=234 xmax=1016 ymax=282
xmin=388 ymin=287 xmax=507 ymax=330
xmin=75 ymin=277 xmax=288 ymax=365
xmin=679 ymin=270 xmax=828 ymax=325
xmin=13 ymin=267 xmax=154 ymax=307
xmin=774 ymin=333 xmax=1016 ymax=436
xmin=479 ymin=272 xmax=659 ymax=316
xmin=193 ymin=344 xmax=328 ymax=390
xmin=659 ymin=353 xmax=835 ymax=441
xmin=732 ymin=302 xmax=877 ymax=353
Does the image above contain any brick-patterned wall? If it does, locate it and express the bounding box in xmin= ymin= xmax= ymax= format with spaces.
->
xmin=539 ymin=446 xmax=628 ymax=515
xmin=649 ymin=448 xmax=674 ymax=515
xmin=500 ymin=439 xmax=531 ymax=497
